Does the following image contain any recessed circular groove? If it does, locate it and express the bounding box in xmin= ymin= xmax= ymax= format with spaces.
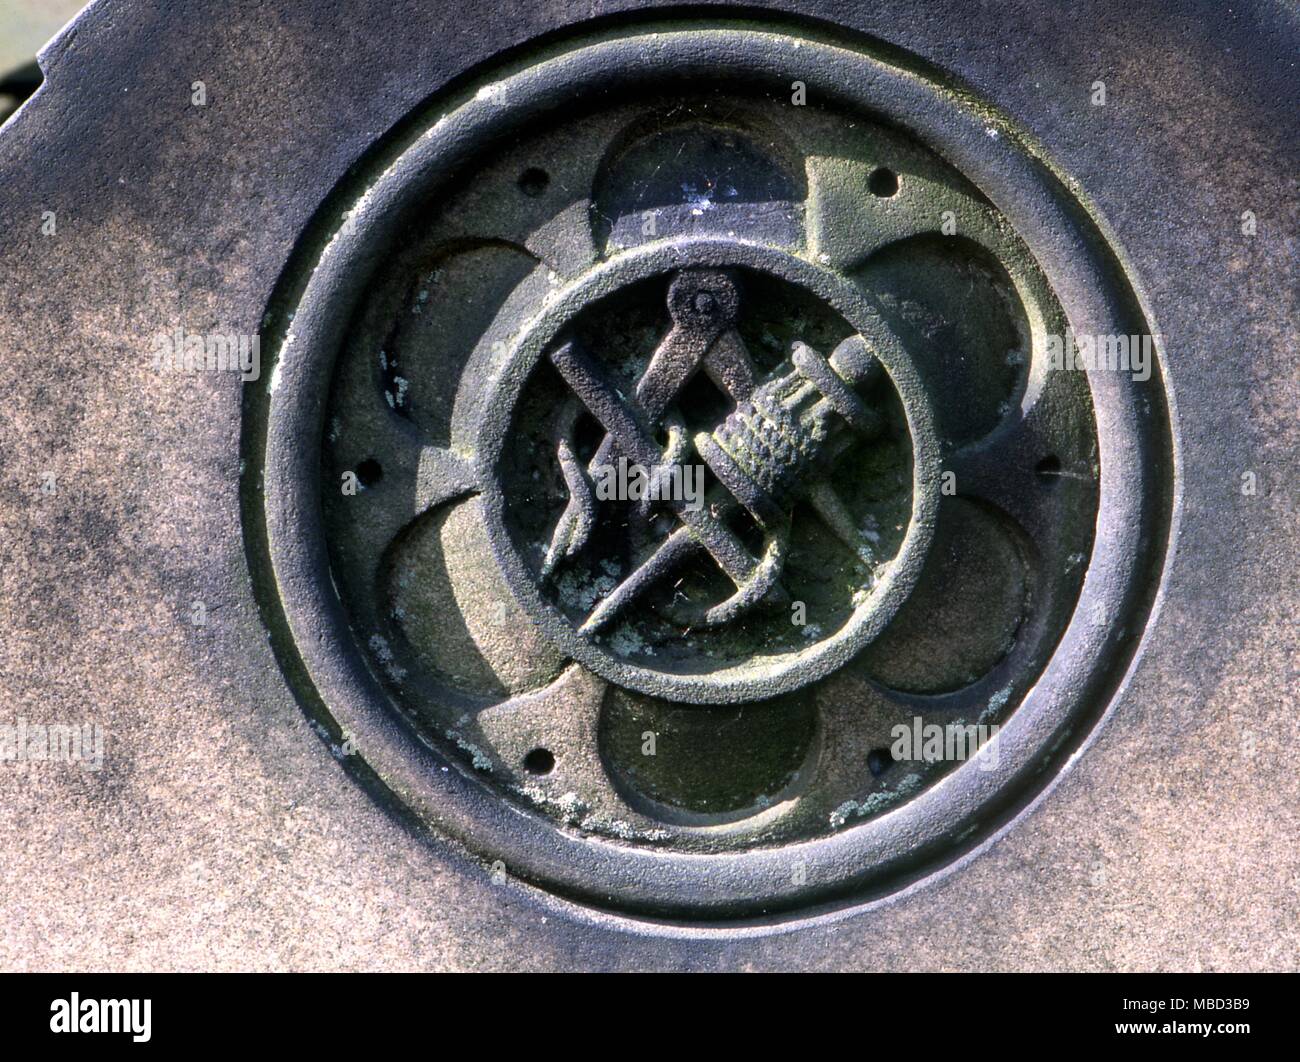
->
xmin=850 ymin=235 xmax=1030 ymax=448
xmin=857 ymin=497 xmax=1031 ymax=695
xmin=599 ymin=686 xmax=818 ymax=823
xmin=246 ymin=23 xmax=1174 ymax=921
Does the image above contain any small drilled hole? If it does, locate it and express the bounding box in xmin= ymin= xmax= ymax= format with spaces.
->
xmin=867 ymin=167 xmax=899 ymax=197
xmin=1036 ymin=455 xmax=1062 ymax=483
xmin=518 ymin=167 xmax=549 ymax=197
xmin=356 ymin=458 xmax=383 ymax=488
xmin=867 ymin=747 xmax=894 ymax=777
xmin=523 ymin=747 xmax=555 ymax=775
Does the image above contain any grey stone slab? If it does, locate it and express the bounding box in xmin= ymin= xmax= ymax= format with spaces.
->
xmin=0 ymin=0 xmax=1294 ymax=970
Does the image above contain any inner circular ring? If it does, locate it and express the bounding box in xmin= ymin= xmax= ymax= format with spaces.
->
xmin=476 ymin=238 xmax=943 ymax=705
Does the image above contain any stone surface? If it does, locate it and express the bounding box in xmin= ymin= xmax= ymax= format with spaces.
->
xmin=0 ymin=0 xmax=1294 ymax=969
